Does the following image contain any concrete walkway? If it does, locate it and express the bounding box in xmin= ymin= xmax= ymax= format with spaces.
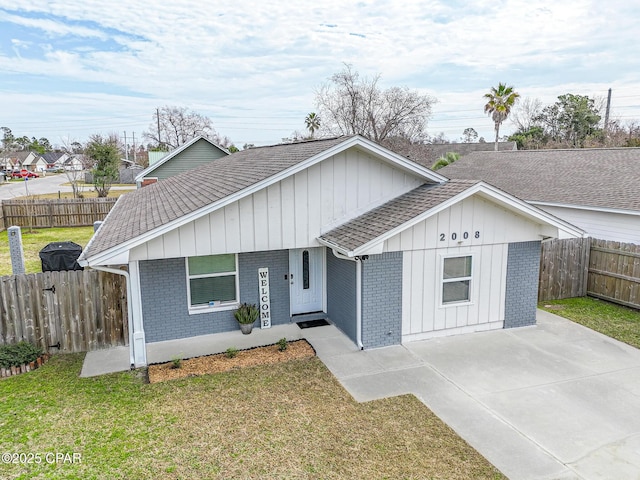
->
xmin=81 ymin=311 xmax=640 ymax=479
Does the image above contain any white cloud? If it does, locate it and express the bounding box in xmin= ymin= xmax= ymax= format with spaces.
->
xmin=0 ymin=0 xmax=638 ymax=145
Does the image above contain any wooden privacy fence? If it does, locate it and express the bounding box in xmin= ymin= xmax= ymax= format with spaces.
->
xmin=587 ymin=239 xmax=640 ymax=309
xmin=0 ymin=198 xmax=117 ymax=231
xmin=0 ymin=270 xmax=128 ymax=354
xmin=539 ymin=237 xmax=640 ymax=309
xmin=539 ymin=237 xmax=591 ymax=301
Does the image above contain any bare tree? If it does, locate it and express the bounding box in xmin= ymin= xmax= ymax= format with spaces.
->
xmin=315 ymin=64 xmax=436 ymax=145
xmin=461 ymin=127 xmax=478 ymax=143
xmin=510 ymin=97 xmax=544 ymax=132
xmin=144 ymin=106 xmax=220 ymax=150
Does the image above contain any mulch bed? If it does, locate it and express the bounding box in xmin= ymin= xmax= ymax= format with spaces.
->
xmin=147 ymin=339 xmax=315 ymax=383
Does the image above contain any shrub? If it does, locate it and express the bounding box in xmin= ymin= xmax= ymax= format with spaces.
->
xmin=225 ymin=347 xmax=238 ymax=359
xmin=0 ymin=342 xmax=43 ymax=369
xmin=170 ymin=355 xmax=182 ymax=369
xmin=277 ymin=337 xmax=288 ymax=352
xmin=234 ymin=303 xmax=259 ymax=325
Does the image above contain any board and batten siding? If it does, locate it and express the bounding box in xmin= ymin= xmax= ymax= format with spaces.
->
xmin=130 ymin=149 xmax=424 ymax=261
xmin=392 ymin=195 xmax=549 ymax=340
xmin=151 ymin=139 xmax=227 ymax=180
xmin=536 ymin=205 xmax=640 ymax=244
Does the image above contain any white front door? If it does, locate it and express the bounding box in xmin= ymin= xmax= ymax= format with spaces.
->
xmin=289 ymin=248 xmax=324 ymax=315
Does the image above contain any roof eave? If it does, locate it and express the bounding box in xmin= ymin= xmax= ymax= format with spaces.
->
xmin=530 ymin=200 xmax=640 ymax=216
xmin=320 ymin=181 xmax=585 ymax=254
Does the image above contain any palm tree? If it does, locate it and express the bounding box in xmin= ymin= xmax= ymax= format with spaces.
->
xmin=305 ymin=112 xmax=320 ymax=138
xmin=483 ymin=83 xmax=520 ymax=151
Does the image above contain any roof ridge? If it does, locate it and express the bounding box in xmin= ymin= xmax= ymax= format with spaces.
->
xmin=471 ymin=147 xmax=640 ymax=154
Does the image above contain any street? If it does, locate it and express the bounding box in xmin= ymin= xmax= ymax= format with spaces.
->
xmin=0 ymin=173 xmax=133 ymax=200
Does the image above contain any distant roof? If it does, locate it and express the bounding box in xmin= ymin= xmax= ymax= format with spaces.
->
xmin=439 ymin=147 xmax=640 ymax=213
xmin=135 ymin=136 xmax=230 ymax=181
xmin=8 ymin=151 xmax=34 ymax=162
xmin=320 ymin=180 xmax=479 ymax=252
xmin=390 ymin=141 xmax=517 ymax=167
xmin=40 ymin=152 xmax=66 ymax=163
xmin=83 ymin=135 xmax=445 ymax=262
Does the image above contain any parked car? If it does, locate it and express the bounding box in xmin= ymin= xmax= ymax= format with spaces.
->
xmin=45 ymin=166 xmax=65 ymax=173
xmin=12 ymin=169 xmax=39 ymax=179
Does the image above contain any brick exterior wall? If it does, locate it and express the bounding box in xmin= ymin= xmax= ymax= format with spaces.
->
xmin=326 ymin=248 xmax=357 ymax=343
xmin=238 ymin=250 xmax=290 ymax=327
xmin=504 ymin=241 xmax=541 ymax=329
xmin=139 ymin=250 xmax=290 ymax=343
xmin=361 ymin=252 xmax=403 ymax=348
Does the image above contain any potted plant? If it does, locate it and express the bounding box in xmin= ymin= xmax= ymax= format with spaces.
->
xmin=234 ymin=303 xmax=259 ymax=334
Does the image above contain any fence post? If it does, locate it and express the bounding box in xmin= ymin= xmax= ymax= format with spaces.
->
xmin=581 ymin=236 xmax=591 ymax=297
xmin=8 ymin=226 xmax=26 ymax=275
xmin=48 ymin=200 xmax=54 ymax=228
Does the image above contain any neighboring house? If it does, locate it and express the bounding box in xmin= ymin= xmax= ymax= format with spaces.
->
xmin=23 ymin=155 xmax=48 ymax=172
xmin=78 ymin=135 xmax=582 ymax=367
xmin=63 ymin=156 xmax=84 ymax=171
xmin=147 ymin=151 xmax=168 ymax=166
xmin=40 ymin=152 xmax=70 ymax=169
xmin=388 ymin=140 xmax=517 ymax=168
xmin=135 ymin=136 xmax=229 ymax=187
xmin=8 ymin=151 xmax=38 ymax=170
xmin=439 ymin=148 xmax=640 ymax=243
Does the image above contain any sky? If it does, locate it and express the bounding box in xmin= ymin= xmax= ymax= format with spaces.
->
xmin=1 ymin=0 xmax=639 ymax=149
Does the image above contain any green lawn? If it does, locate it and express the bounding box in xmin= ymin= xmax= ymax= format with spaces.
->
xmin=0 ymin=355 xmax=505 ymax=479
xmin=540 ymin=297 xmax=640 ymax=349
xmin=0 ymin=227 xmax=95 ymax=276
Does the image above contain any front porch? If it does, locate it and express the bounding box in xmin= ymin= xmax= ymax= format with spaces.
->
xmin=80 ymin=321 xmax=357 ymax=377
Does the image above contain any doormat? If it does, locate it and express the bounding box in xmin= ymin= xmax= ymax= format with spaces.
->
xmin=296 ymin=319 xmax=330 ymax=329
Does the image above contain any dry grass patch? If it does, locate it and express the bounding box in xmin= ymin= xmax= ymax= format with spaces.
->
xmin=0 ymin=354 xmax=505 ymax=479
xmin=148 ymin=340 xmax=315 ymax=383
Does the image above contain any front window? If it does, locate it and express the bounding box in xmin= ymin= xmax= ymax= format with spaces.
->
xmin=442 ymin=256 xmax=472 ymax=304
xmin=187 ymin=254 xmax=238 ymax=308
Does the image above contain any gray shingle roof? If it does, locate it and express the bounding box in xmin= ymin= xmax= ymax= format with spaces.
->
xmin=319 ymin=180 xmax=479 ymax=252
xmin=386 ymin=140 xmax=517 ymax=167
xmin=83 ymin=136 xmax=355 ymax=259
xmin=439 ymin=148 xmax=640 ymax=212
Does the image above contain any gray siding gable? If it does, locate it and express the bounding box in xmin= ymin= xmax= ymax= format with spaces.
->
xmin=152 ymin=138 xmax=228 ymax=180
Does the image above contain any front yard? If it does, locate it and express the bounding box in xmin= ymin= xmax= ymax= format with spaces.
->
xmin=0 ymin=355 xmax=505 ymax=479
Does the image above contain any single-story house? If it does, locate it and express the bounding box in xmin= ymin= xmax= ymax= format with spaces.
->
xmin=78 ymin=135 xmax=582 ymax=367
xmin=8 ymin=151 xmax=37 ymax=170
xmin=439 ymin=148 xmax=640 ymax=244
xmin=63 ymin=156 xmax=84 ymax=171
xmin=135 ymin=136 xmax=229 ymax=187
xmin=40 ymin=152 xmax=70 ymax=169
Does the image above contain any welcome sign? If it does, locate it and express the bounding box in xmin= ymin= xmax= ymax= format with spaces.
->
xmin=258 ymin=268 xmax=271 ymax=329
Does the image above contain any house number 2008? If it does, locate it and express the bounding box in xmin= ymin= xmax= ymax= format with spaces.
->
xmin=440 ymin=231 xmax=480 ymax=241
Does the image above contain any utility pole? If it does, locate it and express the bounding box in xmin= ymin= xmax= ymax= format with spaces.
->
xmin=132 ymin=132 xmax=137 ymax=165
xmin=156 ymin=108 xmax=162 ymax=149
xmin=123 ymin=131 xmax=129 ymax=161
xmin=604 ymin=88 xmax=612 ymax=131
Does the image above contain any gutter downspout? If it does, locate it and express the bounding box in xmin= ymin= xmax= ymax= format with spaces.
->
xmin=89 ymin=265 xmax=135 ymax=368
xmin=331 ymin=249 xmax=364 ymax=350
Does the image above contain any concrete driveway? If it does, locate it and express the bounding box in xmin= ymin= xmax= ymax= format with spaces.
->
xmin=314 ymin=310 xmax=640 ymax=480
